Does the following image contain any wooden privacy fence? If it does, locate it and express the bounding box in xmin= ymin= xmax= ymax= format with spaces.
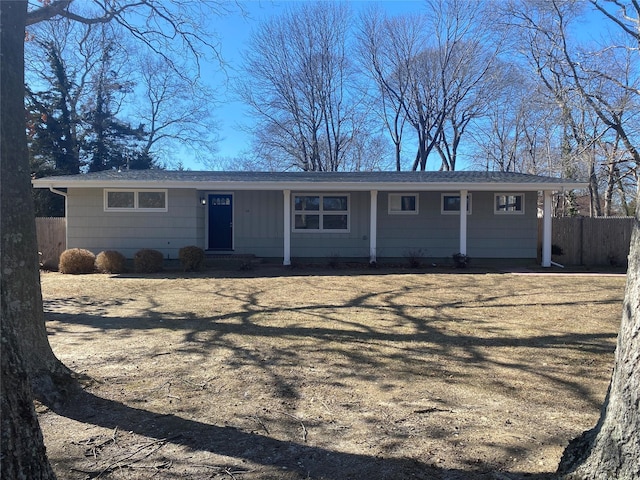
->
xmin=541 ymin=216 xmax=634 ymax=267
xmin=36 ymin=217 xmax=66 ymax=270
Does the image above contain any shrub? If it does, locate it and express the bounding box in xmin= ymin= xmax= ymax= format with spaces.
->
xmin=179 ymin=245 xmax=205 ymax=272
xmin=452 ymin=253 xmax=470 ymax=268
xmin=95 ymin=250 xmax=126 ymax=274
xmin=134 ymin=248 xmax=164 ymax=273
xmin=404 ymin=249 xmax=425 ymax=269
xmin=59 ymin=248 xmax=96 ymax=274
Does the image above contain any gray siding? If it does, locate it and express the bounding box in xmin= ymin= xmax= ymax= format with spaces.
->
xmin=66 ymin=187 xmax=538 ymax=261
xmin=67 ymin=188 xmax=201 ymax=258
xmin=467 ymin=192 xmax=537 ymax=258
xmin=377 ymin=191 xmax=537 ymax=259
xmin=232 ymin=190 xmax=284 ymax=257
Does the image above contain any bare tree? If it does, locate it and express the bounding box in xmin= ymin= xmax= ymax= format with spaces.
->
xmin=599 ymin=133 xmax=635 ymax=215
xmin=542 ymin=0 xmax=640 ymax=477
xmin=429 ymin=0 xmax=504 ymax=171
xmin=238 ymin=2 xmax=363 ymax=172
xmin=506 ymin=0 xmax=639 ymax=216
xmin=471 ymin=68 xmax=562 ymax=174
xmin=134 ymin=55 xmax=219 ymax=166
xmin=357 ymin=7 xmax=417 ymax=170
xmin=358 ymin=0 xmax=503 ymax=171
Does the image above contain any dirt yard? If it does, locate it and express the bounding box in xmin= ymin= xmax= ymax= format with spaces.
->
xmin=37 ymin=266 xmax=626 ymax=480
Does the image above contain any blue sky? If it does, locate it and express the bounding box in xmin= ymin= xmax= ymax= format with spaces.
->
xmin=191 ymin=0 xmax=609 ymax=171
xmin=193 ymin=1 xmax=430 ymax=170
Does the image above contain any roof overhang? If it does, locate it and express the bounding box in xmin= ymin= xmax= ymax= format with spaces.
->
xmin=32 ymin=171 xmax=587 ymax=193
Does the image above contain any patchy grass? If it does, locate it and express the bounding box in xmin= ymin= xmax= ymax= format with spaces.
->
xmin=38 ymin=268 xmax=625 ymax=479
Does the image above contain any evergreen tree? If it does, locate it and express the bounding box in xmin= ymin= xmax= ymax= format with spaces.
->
xmin=26 ymin=41 xmax=81 ymax=175
xmin=84 ymin=44 xmax=146 ymax=171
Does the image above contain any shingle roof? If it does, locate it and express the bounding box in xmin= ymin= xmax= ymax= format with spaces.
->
xmin=32 ymin=170 xmax=586 ymax=191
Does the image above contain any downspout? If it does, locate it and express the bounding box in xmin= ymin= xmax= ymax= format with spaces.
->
xmin=48 ymin=186 xmax=68 ymax=212
xmin=49 ymin=186 xmax=67 ymax=199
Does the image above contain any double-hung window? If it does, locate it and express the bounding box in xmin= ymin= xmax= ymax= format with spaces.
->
xmin=495 ymin=193 xmax=524 ymax=214
xmin=104 ymin=189 xmax=168 ymax=212
xmin=293 ymin=194 xmax=349 ymax=232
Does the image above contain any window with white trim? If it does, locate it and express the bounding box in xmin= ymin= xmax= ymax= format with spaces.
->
xmin=388 ymin=193 xmax=418 ymax=215
xmin=104 ymin=189 xmax=167 ymax=212
xmin=441 ymin=193 xmax=472 ymax=214
xmin=494 ymin=193 xmax=524 ymax=214
xmin=293 ymin=194 xmax=349 ymax=232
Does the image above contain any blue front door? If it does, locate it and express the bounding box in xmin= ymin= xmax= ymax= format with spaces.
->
xmin=208 ymin=194 xmax=233 ymax=250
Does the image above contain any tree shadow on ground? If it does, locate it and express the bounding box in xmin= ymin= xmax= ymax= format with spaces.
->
xmin=45 ymin=284 xmax=618 ymax=412
xmin=48 ymin=389 xmax=553 ymax=480
xmin=41 ymin=272 xmax=622 ymax=479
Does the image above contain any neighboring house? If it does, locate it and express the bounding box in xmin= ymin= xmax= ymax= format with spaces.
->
xmin=32 ymin=170 xmax=586 ymax=267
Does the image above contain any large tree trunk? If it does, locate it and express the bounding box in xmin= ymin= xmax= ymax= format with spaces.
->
xmin=557 ymin=187 xmax=640 ymax=478
xmin=1 ymin=291 xmax=57 ymax=480
xmin=1 ymin=5 xmax=58 ymax=477
xmin=0 ymin=0 xmax=72 ymax=405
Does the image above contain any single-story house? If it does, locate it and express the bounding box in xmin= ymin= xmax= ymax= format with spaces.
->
xmin=32 ymin=170 xmax=586 ymax=267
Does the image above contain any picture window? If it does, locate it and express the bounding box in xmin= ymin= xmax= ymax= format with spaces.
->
xmin=293 ymin=194 xmax=349 ymax=232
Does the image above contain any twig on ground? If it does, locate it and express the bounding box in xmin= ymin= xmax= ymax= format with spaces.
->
xmin=151 ymin=380 xmax=172 ymax=392
xmin=91 ymin=435 xmax=179 ymax=479
xmin=223 ymin=468 xmax=239 ymax=480
xmin=248 ymin=415 xmax=270 ymax=435
xmin=79 ymin=426 xmax=120 ymax=458
xmin=280 ymin=412 xmax=308 ymax=443
xmin=181 ymin=377 xmax=208 ymax=389
xmin=194 ymin=464 xmax=251 ymax=477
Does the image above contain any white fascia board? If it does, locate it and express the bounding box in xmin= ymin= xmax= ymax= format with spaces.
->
xmin=32 ymin=178 xmax=588 ymax=192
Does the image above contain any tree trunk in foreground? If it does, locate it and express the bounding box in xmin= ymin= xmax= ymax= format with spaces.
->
xmin=558 ymin=189 xmax=640 ymax=478
xmin=1 ymin=0 xmax=72 ymax=405
xmin=1 ymin=5 xmax=58 ymax=477
xmin=1 ymin=296 xmax=57 ymax=480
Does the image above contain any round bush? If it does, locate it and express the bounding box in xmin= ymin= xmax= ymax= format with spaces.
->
xmin=179 ymin=245 xmax=205 ymax=272
xmin=96 ymin=250 xmax=126 ymax=274
xmin=134 ymin=248 xmax=164 ymax=273
xmin=59 ymin=248 xmax=96 ymax=274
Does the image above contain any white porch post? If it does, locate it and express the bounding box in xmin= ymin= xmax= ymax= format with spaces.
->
xmin=459 ymin=189 xmax=468 ymax=255
xmin=283 ymin=189 xmax=291 ymax=266
xmin=542 ymin=190 xmax=552 ymax=267
xmin=370 ymin=190 xmax=378 ymax=263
